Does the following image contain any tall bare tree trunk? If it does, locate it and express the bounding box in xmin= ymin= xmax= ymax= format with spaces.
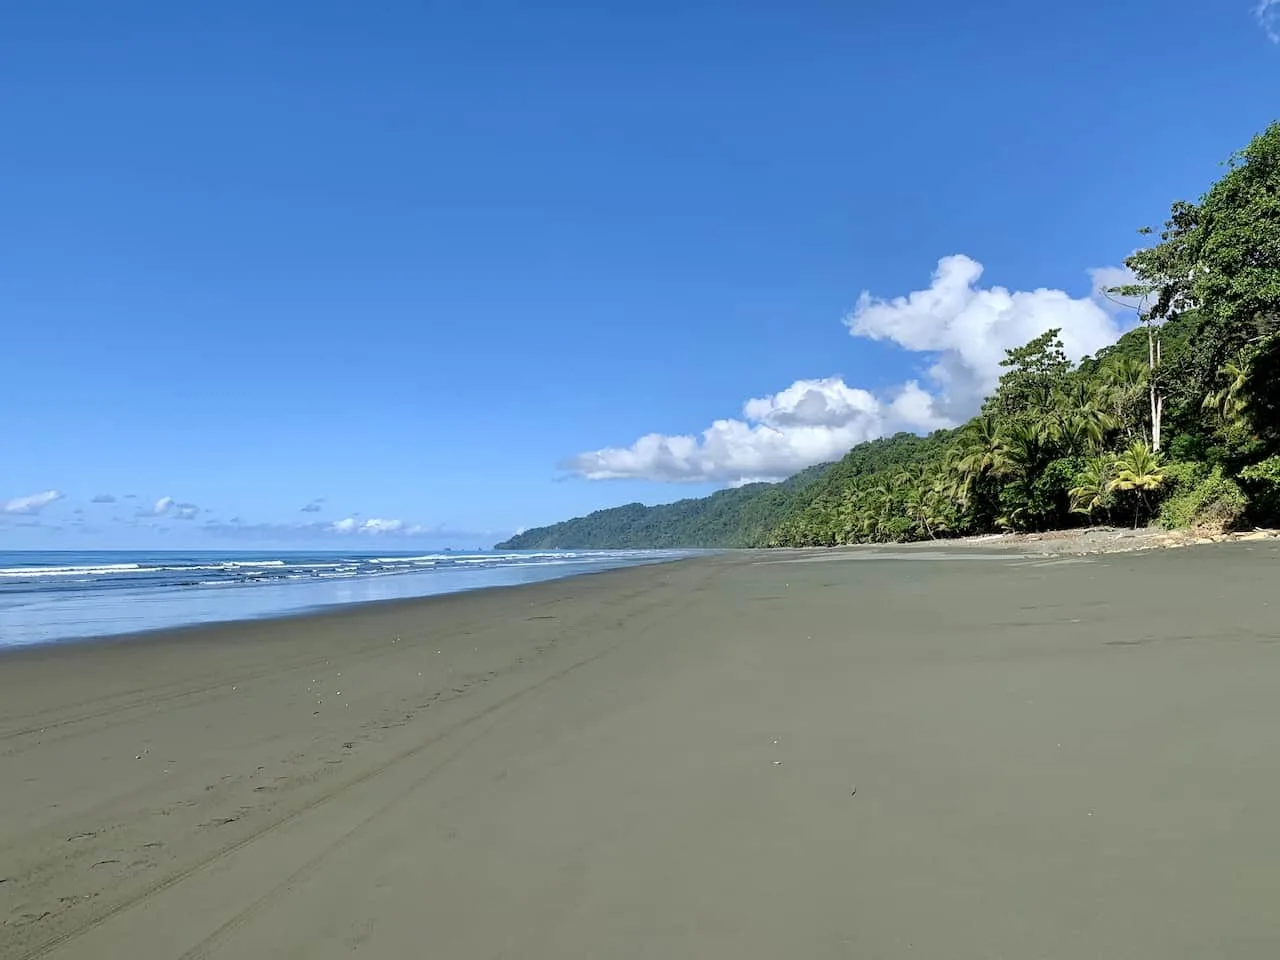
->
xmin=1148 ymin=321 xmax=1163 ymax=452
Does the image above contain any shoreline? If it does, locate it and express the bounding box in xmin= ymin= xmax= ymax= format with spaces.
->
xmin=942 ymin=524 xmax=1280 ymax=555
xmin=0 ymin=553 xmax=716 ymax=659
xmin=8 ymin=526 xmax=1272 ymax=653
xmin=0 ymin=550 xmax=705 ymax=651
xmin=6 ymin=543 xmax=1280 ymax=957
xmin=9 ymin=525 xmax=1274 ymax=654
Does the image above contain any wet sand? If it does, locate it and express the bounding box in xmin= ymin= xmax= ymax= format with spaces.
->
xmin=3 ymin=544 xmax=1280 ymax=958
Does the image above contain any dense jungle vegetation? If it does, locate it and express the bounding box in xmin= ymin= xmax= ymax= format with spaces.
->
xmin=501 ymin=122 xmax=1280 ymax=550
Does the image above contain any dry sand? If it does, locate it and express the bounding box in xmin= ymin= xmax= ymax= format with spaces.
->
xmin=3 ymin=544 xmax=1280 ymax=958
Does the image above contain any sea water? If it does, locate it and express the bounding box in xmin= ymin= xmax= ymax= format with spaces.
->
xmin=0 ymin=549 xmax=694 ymax=647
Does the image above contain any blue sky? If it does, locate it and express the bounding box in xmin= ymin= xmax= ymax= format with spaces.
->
xmin=3 ymin=0 xmax=1278 ymax=549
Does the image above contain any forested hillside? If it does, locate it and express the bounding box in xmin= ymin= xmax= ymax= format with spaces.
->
xmin=495 ymin=465 xmax=827 ymax=549
xmin=769 ymin=121 xmax=1280 ymax=545
xmin=501 ymin=121 xmax=1280 ymax=551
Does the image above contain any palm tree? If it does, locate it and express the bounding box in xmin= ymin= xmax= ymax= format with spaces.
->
xmin=954 ymin=417 xmax=1010 ymax=487
xmin=1107 ymin=440 xmax=1165 ymax=528
xmin=897 ymin=468 xmax=951 ymax=540
xmin=1051 ymin=379 xmax=1115 ymax=453
xmin=1202 ymin=352 xmax=1252 ymax=425
xmin=1056 ymin=416 xmax=1102 ymax=456
xmin=1069 ymin=455 xmax=1115 ymax=519
xmin=1100 ymin=357 xmax=1149 ymax=441
xmin=1002 ymin=420 xmax=1050 ymax=483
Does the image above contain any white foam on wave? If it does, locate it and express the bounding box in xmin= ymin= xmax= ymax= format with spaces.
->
xmin=0 ymin=563 xmax=143 ymax=578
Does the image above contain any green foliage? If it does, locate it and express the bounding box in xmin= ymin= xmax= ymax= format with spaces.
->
xmin=501 ymin=122 xmax=1280 ymax=551
xmin=1158 ymin=468 xmax=1247 ymax=532
xmin=1238 ymin=455 xmax=1280 ymax=524
xmin=983 ymin=329 xmax=1071 ymax=421
xmin=1127 ymin=122 xmax=1280 ymax=417
xmin=765 ymin=120 xmax=1280 ymax=547
xmin=1106 ymin=440 xmax=1165 ymax=528
xmin=1159 ymin=459 xmax=1209 ymax=495
xmin=1242 ymin=333 xmax=1280 ymax=455
xmin=1069 ymin=455 xmax=1116 ymax=519
xmin=1108 ymin=440 xmax=1164 ymax=493
xmin=495 ymin=467 xmax=827 ymax=549
xmin=765 ymin=432 xmax=959 ymax=546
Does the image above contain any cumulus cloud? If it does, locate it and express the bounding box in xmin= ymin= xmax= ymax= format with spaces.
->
xmin=847 ymin=255 xmax=1127 ymax=424
xmin=1258 ymin=0 xmax=1280 ymax=42
xmin=566 ymin=378 xmax=903 ymax=483
xmin=91 ymin=493 xmax=117 ymax=504
xmin=2 ymin=490 xmax=64 ymax=514
xmin=565 ymin=255 xmax=1131 ymax=484
xmin=300 ymin=498 xmax=326 ymax=513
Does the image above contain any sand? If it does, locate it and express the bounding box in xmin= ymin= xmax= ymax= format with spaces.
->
xmin=3 ymin=543 xmax=1280 ymax=958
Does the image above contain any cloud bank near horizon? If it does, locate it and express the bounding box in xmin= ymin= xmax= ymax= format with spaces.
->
xmin=198 ymin=517 xmax=490 ymax=543
xmin=1 ymin=490 xmax=479 ymax=544
xmin=564 ymin=255 xmax=1134 ymax=484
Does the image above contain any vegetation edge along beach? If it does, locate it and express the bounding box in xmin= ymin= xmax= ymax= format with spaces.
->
xmin=501 ymin=121 xmax=1280 ymax=552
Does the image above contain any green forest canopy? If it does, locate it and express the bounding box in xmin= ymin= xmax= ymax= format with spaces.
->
xmin=500 ymin=121 xmax=1280 ymax=550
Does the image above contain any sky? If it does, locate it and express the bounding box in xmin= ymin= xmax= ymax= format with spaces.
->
xmin=3 ymin=0 xmax=1279 ymax=550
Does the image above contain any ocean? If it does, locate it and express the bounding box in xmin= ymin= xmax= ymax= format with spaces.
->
xmin=0 ymin=548 xmax=695 ymax=648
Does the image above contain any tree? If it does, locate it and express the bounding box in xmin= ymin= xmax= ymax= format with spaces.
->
xmin=1069 ymin=456 xmax=1115 ymax=519
xmin=1108 ymin=441 xmax=1165 ymax=528
xmin=1103 ymin=280 xmax=1167 ymax=451
xmin=749 ymin=123 xmax=1280 ymax=549
xmin=1242 ymin=333 xmax=1280 ymax=454
xmin=1126 ymin=122 xmax=1280 ymax=413
xmin=1202 ymin=351 xmax=1253 ymax=425
xmin=954 ymin=417 xmax=1009 ymax=486
xmin=985 ymin=329 xmax=1072 ymax=422
xmin=1100 ymin=356 xmax=1150 ymax=442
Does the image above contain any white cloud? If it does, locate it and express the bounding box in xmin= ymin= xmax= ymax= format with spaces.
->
xmin=566 ymin=378 xmax=903 ymax=482
xmin=137 ymin=495 xmax=199 ymax=519
xmin=331 ymin=517 xmax=406 ymax=534
xmin=848 ymin=254 xmax=1126 ymax=423
xmin=2 ymin=490 xmax=64 ymax=514
xmin=565 ymin=255 xmax=1131 ymax=484
xmin=1258 ymin=0 xmax=1280 ymax=42
xmin=361 ymin=518 xmax=405 ymax=534
xmin=1088 ymin=265 xmax=1144 ymax=313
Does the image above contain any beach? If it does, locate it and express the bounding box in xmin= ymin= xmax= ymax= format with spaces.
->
xmin=4 ymin=543 xmax=1280 ymax=958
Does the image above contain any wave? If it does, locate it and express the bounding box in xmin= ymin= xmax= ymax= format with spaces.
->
xmin=0 ymin=563 xmax=143 ymax=578
xmin=0 ymin=550 xmax=696 ymax=597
